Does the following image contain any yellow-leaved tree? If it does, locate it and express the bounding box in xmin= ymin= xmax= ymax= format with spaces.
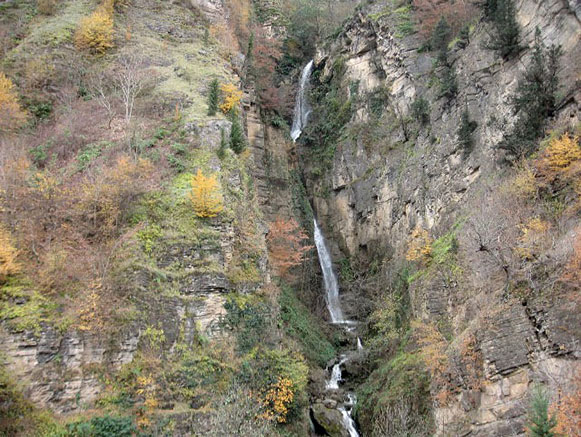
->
xmin=189 ymin=169 xmax=223 ymax=217
xmin=219 ymin=83 xmax=243 ymax=113
xmin=0 ymin=72 xmax=27 ymax=132
xmin=75 ymin=2 xmax=114 ymax=55
xmin=0 ymin=225 xmax=20 ymax=284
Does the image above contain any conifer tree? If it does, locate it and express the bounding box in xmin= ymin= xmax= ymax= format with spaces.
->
xmin=244 ymin=32 xmax=255 ymax=85
xmin=229 ymin=115 xmax=246 ymax=154
xmin=207 ymin=78 xmax=220 ymax=116
xmin=431 ymin=16 xmax=451 ymax=57
xmin=526 ymin=386 xmax=557 ymax=437
xmin=488 ymin=0 xmax=521 ymax=59
xmin=499 ymin=28 xmax=562 ymax=159
xmin=457 ymin=106 xmax=477 ymax=151
xmin=217 ymin=127 xmax=228 ymax=159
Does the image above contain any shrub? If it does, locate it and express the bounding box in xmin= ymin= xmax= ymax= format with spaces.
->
xmin=0 ymin=226 xmax=20 ymax=284
xmin=526 ymin=385 xmax=557 ymax=437
xmin=37 ymin=0 xmax=57 ymax=15
xmin=406 ymin=226 xmax=432 ymax=263
xmin=67 ymin=415 xmax=136 ymax=436
xmin=439 ymin=63 xmax=457 ymax=99
xmin=457 ymin=106 xmax=477 ymax=151
xmin=217 ymin=127 xmax=228 ymax=159
xmin=266 ymin=217 xmax=313 ymax=279
xmin=207 ymin=78 xmax=220 ymax=116
xmin=0 ymin=72 xmax=27 ymax=132
xmin=411 ymin=96 xmax=430 ymax=125
xmin=189 ymin=169 xmax=224 ymax=218
xmin=219 ymin=83 xmax=243 ymax=114
xmin=75 ymin=6 xmax=114 ymax=55
xmin=540 ymin=134 xmax=581 ymax=173
xmin=552 ymin=369 xmax=581 ymax=436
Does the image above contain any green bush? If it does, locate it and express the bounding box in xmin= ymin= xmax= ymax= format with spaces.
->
xmin=526 ymin=385 xmax=557 ymax=437
xmin=457 ymin=107 xmax=477 ymax=151
xmin=66 ymin=415 xmax=136 ymax=437
xmin=207 ymin=78 xmax=219 ymax=116
xmin=279 ymin=285 xmax=336 ymax=366
xmin=411 ymin=96 xmax=430 ymax=126
xmin=229 ymin=116 xmax=246 ymax=154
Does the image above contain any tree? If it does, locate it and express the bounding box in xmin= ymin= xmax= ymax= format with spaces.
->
xmin=217 ymin=127 xmax=228 ymax=159
xmin=431 ymin=16 xmax=451 ymax=55
xmin=411 ymin=96 xmax=430 ymax=126
xmin=115 ymin=52 xmax=150 ymax=124
xmin=189 ymin=169 xmax=223 ymax=218
xmin=207 ymin=78 xmax=220 ymax=116
xmin=219 ymin=83 xmax=243 ymax=114
xmin=0 ymin=72 xmax=27 ymax=132
xmin=553 ymin=369 xmax=581 ymax=436
xmin=440 ymin=63 xmax=457 ymax=99
xmin=229 ymin=115 xmax=246 ymax=154
xmin=244 ymin=31 xmax=255 ymax=85
xmin=526 ymin=385 xmax=557 ymax=437
xmin=266 ymin=217 xmax=313 ymax=279
xmin=0 ymin=225 xmax=20 ymax=284
xmin=499 ymin=29 xmax=562 ymax=160
xmin=488 ymin=0 xmax=521 ymax=59
xmin=457 ymin=106 xmax=477 ymax=151
xmin=74 ymin=4 xmax=114 ymax=55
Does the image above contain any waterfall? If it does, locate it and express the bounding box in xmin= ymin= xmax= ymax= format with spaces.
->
xmin=339 ymin=394 xmax=360 ymax=437
xmin=313 ymin=219 xmax=345 ymax=323
xmin=290 ymin=60 xmax=314 ymax=142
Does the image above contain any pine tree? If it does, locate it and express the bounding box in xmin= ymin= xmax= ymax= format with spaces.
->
xmin=488 ymin=0 xmax=521 ymax=59
xmin=217 ymin=127 xmax=228 ymax=159
xmin=431 ymin=16 xmax=451 ymax=55
xmin=457 ymin=106 xmax=477 ymax=151
xmin=526 ymin=386 xmax=557 ymax=437
xmin=207 ymin=78 xmax=220 ymax=116
xmin=229 ymin=115 xmax=246 ymax=154
xmin=244 ymin=32 xmax=255 ymax=85
xmin=189 ymin=169 xmax=224 ymax=218
xmin=440 ymin=64 xmax=457 ymax=99
xmin=499 ymin=29 xmax=562 ymax=159
xmin=480 ymin=0 xmax=498 ymax=20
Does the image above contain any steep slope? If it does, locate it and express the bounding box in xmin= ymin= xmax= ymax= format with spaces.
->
xmin=298 ymin=0 xmax=581 ymax=435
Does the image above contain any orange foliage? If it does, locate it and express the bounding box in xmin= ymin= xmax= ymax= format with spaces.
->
xmin=219 ymin=83 xmax=243 ymax=114
xmin=562 ymin=230 xmax=581 ymax=290
xmin=75 ymin=0 xmax=115 ymax=55
xmin=552 ymin=369 xmax=581 ymax=437
xmin=189 ymin=169 xmax=224 ymax=218
xmin=259 ymin=377 xmax=294 ymax=423
xmin=516 ymin=217 xmax=550 ymax=260
xmin=412 ymin=0 xmax=477 ymax=42
xmin=541 ymin=134 xmax=581 ymax=173
xmin=413 ymin=320 xmax=452 ymax=405
xmin=406 ymin=226 xmax=432 ymax=263
xmin=266 ymin=217 xmax=313 ymax=279
xmin=0 ymin=72 xmax=27 ymax=132
xmin=78 ymin=155 xmax=153 ymax=237
xmin=0 ymin=225 xmax=19 ymax=283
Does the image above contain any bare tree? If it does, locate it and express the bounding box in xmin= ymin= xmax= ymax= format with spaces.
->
xmin=114 ymin=51 xmax=151 ymax=124
xmin=88 ymin=70 xmax=117 ymax=129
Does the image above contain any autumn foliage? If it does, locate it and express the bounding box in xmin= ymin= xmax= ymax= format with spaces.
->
xmin=412 ymin=0 xmax=477 ymax=43
xmin=75 ymin=0 xmax=115 ymax=55
xmin=219 ymin=83 xmax=243 ymax=114
xmin=0 ymin=226 xmax=19 ymax=284
xmin=266 ymin=217 xmax=313 ymax=279
xmin=259 ymin=377 xmax=295 ymax=423
xmin=0 ymin=72 xmax=27 ymax=132
xmin=189 ymin=169 xmax=224 ymax=218
xmin=552 ymin=369 xmax=581 ymax=436
xmin=406 ymin=226 xmax=432 ymax=263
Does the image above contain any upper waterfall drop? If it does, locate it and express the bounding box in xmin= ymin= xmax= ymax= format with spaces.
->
xmin=290 ymin=60 xmax=314 ymax=142
xmin=313 ymin=219 xmax=345 ymax=323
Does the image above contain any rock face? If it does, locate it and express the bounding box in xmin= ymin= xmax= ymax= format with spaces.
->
xmin=311 ymin=401 xmax=351 ymax=437
xmin=301 ymin=0 xmax=581 ymax=435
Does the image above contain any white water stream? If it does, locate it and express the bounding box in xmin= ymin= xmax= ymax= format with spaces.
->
xmin=290 ymin=59 xmax=360 ymax=437
xmin=290 ymin=60 xmax=314 ymax=142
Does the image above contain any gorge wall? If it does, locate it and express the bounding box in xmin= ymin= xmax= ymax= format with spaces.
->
xmin=298 ymin=0 xmax=581 ymax=435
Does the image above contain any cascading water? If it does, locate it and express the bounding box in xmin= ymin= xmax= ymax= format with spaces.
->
xmin=290 ymin=60 xmax=314 ymax=142
xmin=290 ymin=59 xmax=360 ymax=437
xmin=313 ymin=219 xmax=345 ymax=323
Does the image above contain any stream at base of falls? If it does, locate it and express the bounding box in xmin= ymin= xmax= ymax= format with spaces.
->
xmin=291 ymin=60 xmax=361 ymax=436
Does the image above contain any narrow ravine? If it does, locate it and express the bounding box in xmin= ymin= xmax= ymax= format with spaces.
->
xmin=291 ymin=61 xmax=361 ymax=436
